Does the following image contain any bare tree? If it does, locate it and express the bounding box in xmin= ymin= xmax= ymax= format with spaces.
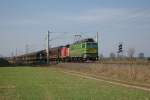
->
xmin=138 ymin=52 xmax=144 ymax=59
xmin=99 ymin=54 xmax=104 ymax=62
xmin=127 ymin=48 xmax=135 ymax=58
xmin=99 ymin=54 xmax=104 ymax=59
xmin=0 ymin=54 xmax=3 ymax=58
xmin=110 ymin=52 xmax=116 ymax=59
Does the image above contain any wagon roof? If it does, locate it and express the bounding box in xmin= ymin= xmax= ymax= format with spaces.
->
xmin=74 ymin=38 xmax=95 ymax=44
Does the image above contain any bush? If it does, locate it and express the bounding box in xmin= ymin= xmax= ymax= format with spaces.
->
xmin=0 ymin=58 xmax=10 ymax=67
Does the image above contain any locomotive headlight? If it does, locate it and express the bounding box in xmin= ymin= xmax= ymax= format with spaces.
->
xmin=83 ymin=54 xmax=87 ymax=58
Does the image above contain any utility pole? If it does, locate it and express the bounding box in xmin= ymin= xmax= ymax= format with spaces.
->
xmin=25 ymin=44 xmax=29 ymax=54
xmin=46 ymin=30 xmax=50 ymax=64
xmin=15 ymin=48 xmax=18 ymax=63
xmin=15 ymin=48 xmax=18 ymax=57
xmin=97 ymin=32 xmax=99 ymax=60
xmin=25 ymin=44 xmax=29 ymax=64
xmin=11 ymin=51 xmax=14 ymax=58
xmin=96 ymin=32 xmax=99 ymax=43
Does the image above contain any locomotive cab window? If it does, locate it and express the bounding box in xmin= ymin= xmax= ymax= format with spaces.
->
xmin=86 ymin=43 xmax=92 ymax=48
xmin=86 ymin=43 xmax=97 ymax=48
xmin=82 ymin=44 xmax=85 ymax=48
xmin=92 ymin=43 xmax=98 ymax=48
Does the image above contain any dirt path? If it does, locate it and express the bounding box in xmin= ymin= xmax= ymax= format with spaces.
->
xmin=61 ymin=70 xmax=150 ymax=92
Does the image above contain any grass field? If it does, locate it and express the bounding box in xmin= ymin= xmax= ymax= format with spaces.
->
xmin=57 ymin=63 xmax=150 ymax=84
xmin=0 ymin=67 xmax=150 ymax=100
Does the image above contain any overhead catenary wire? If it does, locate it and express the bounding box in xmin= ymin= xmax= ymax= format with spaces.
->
xmin=47 ymin=31 xmax=99 ymax=48
xmin=49 ymin=31 xmax=94 ymax=41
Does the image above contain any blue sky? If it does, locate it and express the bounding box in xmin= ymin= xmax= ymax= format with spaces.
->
xmin=0 ymin=0 xmax=150 ymax=57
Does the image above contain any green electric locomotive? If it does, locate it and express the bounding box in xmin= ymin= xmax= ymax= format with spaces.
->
xmin=69 ymin=38 xmax=98 ymax=61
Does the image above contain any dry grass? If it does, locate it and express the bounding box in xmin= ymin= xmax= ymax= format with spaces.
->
xmin=0 ymin=85 xmax=19 ymax=100
xmin=56 ymin=63 xmax=150 ymax=85
xmin=0 ymin=85 xmax=16 ymax=89
xmin=2 ymin=67 xmax=150 ymax=100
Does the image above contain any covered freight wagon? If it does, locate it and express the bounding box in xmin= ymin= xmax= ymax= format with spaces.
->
xmin=49 ymin=46 xmax=62 ymax=61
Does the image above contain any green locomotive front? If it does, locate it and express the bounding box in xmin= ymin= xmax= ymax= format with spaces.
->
xmin=70 ymin=38 xmax=98 ymax=61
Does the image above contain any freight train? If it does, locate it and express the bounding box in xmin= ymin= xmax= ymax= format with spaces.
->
xmin=8 ymin=38 xmax=98 ymax=65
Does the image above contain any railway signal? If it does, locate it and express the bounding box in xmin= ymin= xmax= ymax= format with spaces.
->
xmin=118 ymin=44 xmax=123 ymax=53
xmin=117 ymin=42 xmax=123 ymax=57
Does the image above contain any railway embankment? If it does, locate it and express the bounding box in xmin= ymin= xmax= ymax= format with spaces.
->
xmin=55 ymin=62 xmax=150 ymax=87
